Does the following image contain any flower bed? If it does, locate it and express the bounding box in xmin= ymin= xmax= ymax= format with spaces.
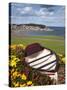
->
xmin=9 ymin=44 xmax=65 ymax=87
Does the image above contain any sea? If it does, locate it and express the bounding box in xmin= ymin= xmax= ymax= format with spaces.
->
xmin=25 ymin=27 xmax=65 ymax=36
xmin=13 ymin=26 xmax=65 ymax=37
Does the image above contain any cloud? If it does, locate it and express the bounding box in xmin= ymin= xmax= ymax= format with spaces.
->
xmin=17 ymin=6 xmax=32 ymax=14
xmin=34 ymin=7 xmax=55 ymax=19
xmin=17 ymin=8 xmax=21 ymax=11
xmin=49 ymin=12 xmax=54 ymax=15
xmin=16 ymin=6 xmax=54 ymax=17
xmin=12 ymin=6 xmax=64 ymax=20
xmin=11 ymin=3 xmax=17 ymax=6
xmin=14 ymin=4 xmax=58 ymax=19
xmin=24 ymin=7 xmax=32 ymax=12
xmin=38 ymin=8 xmax=48 ymax=15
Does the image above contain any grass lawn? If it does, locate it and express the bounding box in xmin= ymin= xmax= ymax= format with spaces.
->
xmin=11 ymin=35 xmax=65 ymax=54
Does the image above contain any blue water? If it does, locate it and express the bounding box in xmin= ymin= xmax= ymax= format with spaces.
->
xmin=25 ymin=27 xmax=65 ymax=36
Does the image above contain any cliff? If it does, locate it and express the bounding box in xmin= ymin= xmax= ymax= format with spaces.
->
xmin=10 ymin=24 xmax=53 ymax=31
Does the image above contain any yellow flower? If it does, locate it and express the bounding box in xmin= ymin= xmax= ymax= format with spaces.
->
xmin=14 ymin=82 xmax=19 ymax=87
xmin=27 ymin=81 xmax=33 ymax=86
xmin=12 ymin=71 xmax=18 ymax=79
xmin=21 ymin=73 xmax=27 ymax=80
xmin=9 ymin=55 xmax=20 ymax=67
xmin=10 ymin=45 xmax=16 ymax=49
xmin=12 ymin=71 xmax=18 ymax=77
xmin=18 ymin=44 xmax=25 ymax=49
xmin=11 ymin=71 xmax=21 ymax=79
xmin=58 ymin=53 xmax=63 ymax=57
xmin=62 ymin=57 xmax=65 ymax=63
xmin=11 ymin=55 xmax=20 ymax=62
xmin=10 ymin=60 xmax=16 ymax=67
xmin=10 ymin=44 xmax=25 ymax=50
xmin=20 ymin=83 xmax=26 ymax=87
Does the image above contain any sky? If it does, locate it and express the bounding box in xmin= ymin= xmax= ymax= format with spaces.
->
xmin=9 ymin=3 xmax=65 ymax=27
